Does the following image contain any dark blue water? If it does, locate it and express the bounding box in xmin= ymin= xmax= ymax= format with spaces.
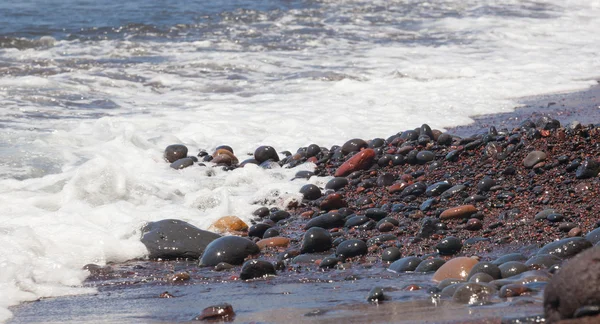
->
xmin=0 ymin=0 xmax=314 ymax=40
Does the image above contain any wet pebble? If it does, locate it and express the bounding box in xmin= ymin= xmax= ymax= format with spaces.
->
xmin=425 ymin=181 xmax=452 ymax=197
xmin=262 ymin=228 xmax=279 ymax=239
xmin=367 ymin=287 xmax=386 ymax=302
xmin=468 ymin=262 xmax=502 ymax=280
xmin=248 ymin=223 xmax=271 ymax=238
xmin=477 ymin=177 xmax=496 ymax=192
xmin=436 ymin=236 xmax=463 ymax=255
xmin=240 ymin=260 xmax=276 ymax=280
xmin=499 ymin=284 xmax=532 ymax=298
xmin=499 ymin=261 xmax=529 ymax=278
xmin=416 ymin=151 xmax=435 ymax=164
xmin=341 ymin=138 xmax=367 ymax=155
xmin=492 ymin=253 xmax=527 ymax=265
xmin=254 ymin=145 xmax=279 ymax=163
xmin=525 ymin=254 xmax=561 ymax=269
xmin=336 ymin=239 xmax=368 ymax=259
xmin=537 ymin=237 xmax=592 ymax=259
xmin=345 ymin=215 xmax=370 ymax=228
xmin=319 ymin=256 xmax=340 ymax=269
xmin=170 ymin=157 xmax=194 ymax=170
xmin=389 ymin=256 xmax=422 ymax=272
xmin=452 ymin=283 xmax=495 ymax=305
xmin=164 ymin=144 xmax=188 ymax=163
xmin=585 ymin=227 xmax=600 ymax=245
xmin=300 ymin=184 xmax=322 ymax=200
xmin=415 ymin=258 xmax=446 ymax=273
xmin=199 ymin=236 xmax=260 ymax=267
xmin=381 ymin=247 xmax=402 ymax=262
xmin=252 ymin=207 xmax=270 ymax=218
xmin=432 ymin=257 xmax=479 ymax=282
xmin=256 ymin=237 xmax=290 ymax=250
xmin=325 ymin=177 xmax=349 ymax=191
xmin=365 ymin=208 xmax=388 ymax=221
xmin=301 ymin=227 xmax=332 ymax=253
xmin=141 ymin=219 xmax=221 ymax=260
xmin=469 ymin=273 xmax=495 ymax=283
xmin=193 ymin=303 xmax=235 ymax=321
xmin=305 ymin=212 xmax=345 ymax=230
xmin=575 ymin=159 xmax=599 ymax=179
xmin=465 ymin=218 xmax=483 ymax=231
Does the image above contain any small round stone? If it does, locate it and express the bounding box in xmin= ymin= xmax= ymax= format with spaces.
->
xmin=498 ymin=261 xmax=529 ymax=278
xmin=381 ymin=247 xmax=402 ymax=262
xmin=248 ymin=223 xmax=271 ymax=238
xmin=415 ymin=258 xmax=446 ymax=273
xmin=254 ymin=146 xmax=279 ymax=163
xmin=416 ymin=151 xmax=435 ymax=164
xmin=341 ymin=138 xmax=368 ymax=155
xmin=537 ymin=237 xmax=592 ymax=259
xmin=452 ymin=283 xmax=495 ymax=305
xmin=467 ymin=262 xmax=502 ymax=280
xmin=301 ymin=227 xmax=332 ymax=254
xmin=252 ymin=207 xmax=270 ymax=218
xmin=465 ymin=218 xmax=483 ymax=231
xmin=477 ymin=177 xmax=496 ymax=192
xmin=262 ymin=228 xmax=280 ymax=239
xmin=336 ymin=239 xmax=368 ymax=259
xmin=240 ymin=260 xmax=276 ymax=280
xmin=170 ymin=157 xmax=194 ymax=170
xmin=468 ymin=273 xmax=495 ymax=283
xmin=164 ymin=144 xmax=188 ymax=163
xmin=193 ymin=303 xmax=235 ymax=321
xmin=325 ymin=177 xmax=349 ymax=191
xmin=367 ymin=287 xmax=385 ymax=302
xmin=305 ymin=212 xmax=345 ymax=230
xmin=199 ymin=236 xmax=260 ymax=267
xmin=492 ymin=253 xmax=527 ymax=265
xmin=523 ymin=151 xmax=547 ymax=168
xmin=389 ymin=256 xmax=422 ymax=272
xmin=436 ymin=236 xmax=463 ymax=256
xmin=300 ymin=184 xmax=322 ymax=200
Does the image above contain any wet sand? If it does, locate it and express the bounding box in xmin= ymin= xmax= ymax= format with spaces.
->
xmin=8 ymin=85 xmax=600 ymax=323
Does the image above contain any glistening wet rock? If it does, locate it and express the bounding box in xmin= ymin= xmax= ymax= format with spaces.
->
xmin=301 ymin=227 xmax=332 ymax=253
xmin=300 ymin=184 xmax=322 ymax=200
xmin=305 ymin=212 xmax=345 ymax=230
xmin=436 ymin=236 xmax=463 ymax=255
xmin=199 ymin=236 xmax=260 ymax=267
xmin=467 ymin=262 xmax=502 ymax=280
xmin=240 ymin=260 xmax=276 ymax=280
xmin=164 ymin=144 xmax=188 ymax=163
xmin=140 ymin=219 xmax=221 ymax=259
xmin=193 ymin=303 xmax=235 ymax=321
xmin=254 ymin=146 xmax=279 ymax=163
xmin=334 ymin=148 xmax=376 ymax=177
xmin=341 ymin=138 xmax=368 ymax=155
xmin=415 ymin=258 xmax=446 ymax=272
xmin=170 ymin=157 xmax=194 ymax=170
xmin=336 ymin=239 xmax=367 ymax=259
xmin=537 ymin=237 xmax=592 ymax=259
xmin=389 ymin=256 xmax=422 ymax=272
xmin=325 ymin=177 xmax=348 ymax=191
xmin=544 ymin=246 xmax=600 ymax=323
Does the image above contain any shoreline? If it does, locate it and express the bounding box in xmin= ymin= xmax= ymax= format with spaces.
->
xmin=9 ymin=85 xmax=600 ymax=323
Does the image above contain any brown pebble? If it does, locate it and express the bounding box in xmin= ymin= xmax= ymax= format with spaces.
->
xmin=334 ymin=148 xmax=376 ymax=177
xmin=256 ymin=237 xmax=290 ymax=250
xmin=465 ymin=218 xmax=483 ymax=231
xmin=171 ymin=272 xmax=191 ymax=282
xmin=160 ymin=291 xmax=174 ymax=298
xmin=193 ymin=303 xmax=235 ymax=321
xmin=568 ymin=227 xmax=582 ymax=237
xmin=212 ymin=149 xmax=239 ymax=165
xmin=432 ymin=257 xmax=479 ymax=282
xmin=210 ymin=216 xmax=249 ymax=233
xmin=378 ymin=222 xmax=395 ymax=232
xmin=499 ymin=284 xmax=532 ymax=298
xmin=403 ymin=284 xmax=421 ymax=291
xmin=440 ymin=205 xmax=478 ymax=220
xmin=320 ymin=193 xmax=347 ymax=210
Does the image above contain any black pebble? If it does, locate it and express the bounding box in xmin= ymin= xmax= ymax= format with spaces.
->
xmin=436 ymin=236 xmax=463 ymax=255
xmin=240 ymin=260 xmax=276 ymax=280
xmin=301 ymin=227 xmax=332 ymax=253
xmin=336 ymin=239 xmax=367 ymax=258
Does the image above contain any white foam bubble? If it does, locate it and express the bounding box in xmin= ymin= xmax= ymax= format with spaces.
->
xmin=2 ymin=0 xmax=600 ymax=320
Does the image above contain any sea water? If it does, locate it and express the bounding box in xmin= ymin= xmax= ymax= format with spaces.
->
xmin=1 ymin=0 xmax=599 ymax=321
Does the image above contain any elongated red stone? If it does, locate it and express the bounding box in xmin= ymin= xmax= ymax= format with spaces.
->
xmin=334 ymin=148 xmax=376 ymax=177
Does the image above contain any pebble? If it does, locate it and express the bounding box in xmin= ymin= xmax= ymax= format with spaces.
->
xmin=334 ymin=148 xmax=376 ymax=177
xmin=248 ymin=223 xmax=271 ymax=238
xmin=193 ymin=303 xmax=235 ymax=321
xmin=439 ymin=205 xmax=478 ymax=220
xmin=320 ymin=193 xmax=347 ymax=210
xmin=465 ymin=218 xmax=483 ymax=231
xmin=319 ymin=256 xmax=340 ymax=268
xmin=381 ymin=247 xmax=402 ymax=262
xmin=499 ymin=284 xmax=532 ymax=298
xmin=467 ymin=262 xmax=502 ymax=280
xmin=492 ymin=253 xmax=527 ymax=265
xmin=344 ymin=215 xmax=370 ymax=228
xmin=523 ymin=151 xmax=547 ymax=168
xmin=498 ymin=261 xmax=529 ymax=278
xmin=269 ymin=210 xmax=290 ymax=222
xmin=293 ymin=170 xmax=314 ymax=180
xmin=209 ymin=216 xmax=248 ymax=233
xmin=441 ymin=184 xmax=466 ymax=198
xmin=365 ymin=208 xmax=388 ymax=221
xmin=262 ymin=228 xmax=280 ymax=239
xmin=414 ymin=258 xmax=446 ymax=272
xmin=254 ymin=145 xmax=279 ymax=163
xmin=452 ymin=283 xmax=495 ymax=305
xmin=212 ymin=150 xmax=238 ymax=165
xmin=585 ymin=227 xmax=600 ymax=245
xmin=388 ymin=256 xmax=423 ymax=272
xmin=400 ymin=182 xmax=427 ymax=197
xmin=164 ymin=144 xmax=188 ymax=163
xmin=301 ymin=227 xmax=332 ymax=253
xmin=336 ymin=239 xmax=368 ymax=259
xmin=436 ymin=236 xmax=463 ymax=255
xmin=537 ymin=237 xmax=592 ymax=259
xmin=252 ymin=207 xmax=270 ymax=218
xmin=547 ymin=213 xmax=564 ymax=223
xmin=341 ymin=138 xmax=368 ymax=155
xmin=140 ymin=219 xmax=221 ymax=259
xmin=525 ymin=254 xmax=562 ymax=269
xmin=170 ymin=157 xmax=194 ymax=169
xmin=199 ymin=236 xmax=260 ymax=267
xmin=239 ymin=260 xmax=276 ymax=280
xmin=325 ymin=177 xmax=349 ymax=191
xmin=425 ymin=181 xmax=452 ymax=197
xmin=377 ymin=173 xmax=395 ymax=187
xmin=535 ymin=209 xmax=557 ymax=221
xmin=305 ymin=212 xmax=345 ymax=230
xmin=367 ymin=287 xmax=385 ymax=302
xmin=544 ymin=246 xmax=600 ymax=322
xmin=256 ymin=237 xmax=290 ymax=250
xmin=432 ymin=257 xmax=479 ymax=282
xmin=477 ymin=177 xmax=496 ymax=192
xmin=575 ymin=159 xmax=599 ymax=179
xmin=300 ymin=184 xmax=322 ymax=200
xmin=306 ymin=144 xmax=321 ymax=157
xmin=416 ymin=151 xmax=435 ymax=164
xmin=469 ymin=273 xmax=495 ymax=283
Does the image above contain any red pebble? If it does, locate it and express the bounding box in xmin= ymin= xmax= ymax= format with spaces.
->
xmin=334 ymin=148 xmax=376 ymax=177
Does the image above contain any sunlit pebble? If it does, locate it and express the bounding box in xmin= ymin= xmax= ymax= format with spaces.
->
xmin=170 ymin=272 xmax=190 ymax=282
xmin=403 ymin=284 xmax=421 ymax=291
xmin=159 ymin=291 xmax=174 ymax=298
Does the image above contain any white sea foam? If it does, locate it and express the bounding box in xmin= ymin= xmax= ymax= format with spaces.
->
xmin=1 ymin=0 xmax=600 ymax=321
